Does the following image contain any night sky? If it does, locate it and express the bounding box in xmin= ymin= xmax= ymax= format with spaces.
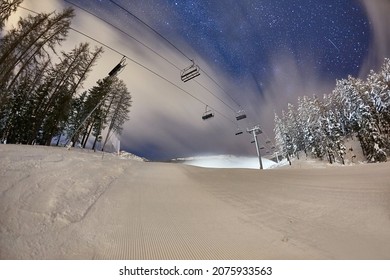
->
xmin=151 ymin=1 xmax=369 ymax=78
xmin=84 ymin=0 xmax=370 ymax=82
xmin=18 ymin=0 xmax=390 ymax=160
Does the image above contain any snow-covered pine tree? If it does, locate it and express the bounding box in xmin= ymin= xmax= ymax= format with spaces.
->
xmin=366 ymin=59 xmax=390 ymax=151
xmin=274 ymin=58 xmax=390 ymax=163
xmin=279 ymin=109 xmax=295 ymax=164
xmin=306 ymin=96 xmax=327 ymax=160
xmin=322 ymin=97 xmax=346 ymax=164
xmin=285 ymin=103 xmax=300 ymax=158
xmin=297 ymin=96 xmax=313 ymax=157
xmin=361 ymin=67 xmax=388 ymax=162
xmin=274 ymin=112 xmax=288 ymax=163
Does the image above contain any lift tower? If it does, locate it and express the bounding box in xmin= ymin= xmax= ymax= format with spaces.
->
xmin=247 ymin=125 xmax=263 ymax=170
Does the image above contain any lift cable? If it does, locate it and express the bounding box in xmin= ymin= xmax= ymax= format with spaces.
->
xmin=105 ymin=0 xmax=244 ymax=111
xmin=108 ymin=0 xmax=191 ymax=61
xmin=69 ymin=30 xmax=236 ymax=124
xmin=194 ymin=81 xmax=236 ymax=112
xmin=64 ymin=0 xmax=238 ymax=114
xmin=63 ymin=0 xmax=178 ymax=70
xmin=18 ymin=6 xmax=237 ymax=126
xmin=200 ymin=68 xmax=242 ymax=109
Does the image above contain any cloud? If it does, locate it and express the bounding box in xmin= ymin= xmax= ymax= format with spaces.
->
xmin=359 ymin=0 xmax=390 ymax=75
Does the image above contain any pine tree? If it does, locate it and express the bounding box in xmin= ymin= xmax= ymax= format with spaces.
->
xmin=0 ymin=0 xmax=23 ymax=30
xmin=322 ymin=98 xmax=346 ymax=164
xmin=0 ymin=54 xmax=52 ymax=143
xmin=37 ymin=43 xmax=103 ymax=145
xmin=63 ymin=90 xmax=88 ymax=146
xmin=0 ymin=6 xmax=114 ymax=147
xmin=274 ymin=112 xmax=286 ymax=158
xmin=0 ymin=8 xmax=73 ymax=89
xmin=101 ymin=79 xmax=132 ymax=151
xmin=366 ymin=59 xmax=390 ymax=148
xmin=0 ymin=8 xmax=74 ymax=141
xmin=78 ymin=77 xmax=114 ymax=148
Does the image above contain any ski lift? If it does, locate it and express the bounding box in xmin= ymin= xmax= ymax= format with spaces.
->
xmin=260 ymin=146 xmax=265 ymax=150
xmin=265 ymin=139 xmax=271 ymax=144
xmin=202 ymin=105 xmax=214 ymax=120
xmin=235 ymin=110 xmax=247 ymax=121
xmin=235 ymin=128 xmax=243 ymax=136
xmin=108 ymin=57 xmax=127 ymax=76
xmin=251 ymin=140 xmax=255 ymax=144
xmin=248 ymin=125 xmax=262 ymax=135
xmin=181 ymin=59 xmax=200 ymax=82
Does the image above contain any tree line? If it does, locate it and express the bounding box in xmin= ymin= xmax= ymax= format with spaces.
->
xmin=0 ymin=0 xmax=132 ymax=150
xmin=274 ymin=58 xmax=390 ymax=164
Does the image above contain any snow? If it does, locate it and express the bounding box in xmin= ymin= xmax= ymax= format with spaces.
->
xmin=174 ymin=155 xmax=278 ymax=169
xmin=118 ymin=150 xmax=146 ymax=161
xmin=1 ymin=144 xmax=390 ymax=259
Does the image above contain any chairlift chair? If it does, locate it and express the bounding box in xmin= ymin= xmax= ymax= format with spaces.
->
xmin=181 ymin=60 xmax=200 ymax=82
xmin=265 ymin=139 xmax=271 ymax=144
xmin=202 ymin=105 xmax=214 ymax=120
xmin=235 ymin=129 xmax=243 ymax=136
xmin=260 ymin=146 xmax=265 ymax=150
xmin=251 ymin=140 xmax=255 ymax=144
xmin=236 ymin=110 xmax=247 ymax=121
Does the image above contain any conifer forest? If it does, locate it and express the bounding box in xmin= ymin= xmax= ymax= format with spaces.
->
xmin=0 ymin=0 xmax=132 ymax=149
xmin=274 ymin=58 xmax=390 ymax=164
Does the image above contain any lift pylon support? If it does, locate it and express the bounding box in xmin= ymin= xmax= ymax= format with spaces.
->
xmin=247 ymin=125 xmax=263 ymax=170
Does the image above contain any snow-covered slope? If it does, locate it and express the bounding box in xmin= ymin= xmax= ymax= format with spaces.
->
xmin=1 ymin=144 xmax=390 ymax=259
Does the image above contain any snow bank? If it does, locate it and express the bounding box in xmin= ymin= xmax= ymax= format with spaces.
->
xmin=118 ymin=150 xmax=146 ymax=161
xmin=174 ymin=155 xmax=278 ymax=169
